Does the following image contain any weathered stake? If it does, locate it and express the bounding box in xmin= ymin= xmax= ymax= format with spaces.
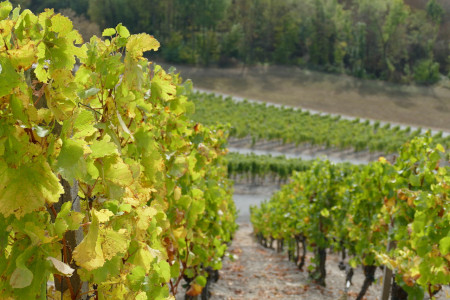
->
xmin=380 ymin=239 xmax=396 ymax=300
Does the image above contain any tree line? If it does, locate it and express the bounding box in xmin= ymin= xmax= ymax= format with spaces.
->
xmin=11 ymin=0 xmax=450 ymax=84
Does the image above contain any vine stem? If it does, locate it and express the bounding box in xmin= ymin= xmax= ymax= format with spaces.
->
xmin=77 ymin=289 xmax=95 ymax=298
xmin=48 ymin=203 xmax=76 ymax=299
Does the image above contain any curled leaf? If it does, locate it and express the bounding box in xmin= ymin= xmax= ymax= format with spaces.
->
xmin=47 ymin=257 xmax=75 ymax=276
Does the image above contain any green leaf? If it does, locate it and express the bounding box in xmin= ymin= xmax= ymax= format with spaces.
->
xmin=127 ymin=266 xmax=146 ymax=291
xmin=0 ymin=159 xmax=63 ymax=218
xmin=55 ymin=138 xmax=85 ymax=182
xmin=10 ymin=267 xmax=33 ymax=289
xmin=196 ymin=275 xmax=207 ymax=287
xmin=0 ymin=56 xmax=21 ymax=98
xmin=88 ymin=255 xmax=121 ymax=283
xmin=90 ymin=135 xmax=118 ymax=159
xmin=102 ymin=28 xmax=116 ymax=37
xmin=0 ymin=1 xmax=12 ymax=20
xmin=439 ymin=237 xmax=450 ymax=255
xmin=101 ymin=156 xmax=134 ymax=187
xmin=158 ymin=260 xmax=171 ymax=282
xmin=409 ymin=174 xmax=421 ymax=187
xmin=116 ymin=24 xmax=130 ymax=38
xmin=73 ymin=109 xmax=96 ymax=139
xmin=50 ymin=14 xmax=74 ymax=35
xmin=10 ymin=94 xmax=28 ymax=124
xmin=56 ymin=202 xmax=84 ymax=233
xmin=151 ymin=67 xmax=176 ymax=101
xmin=169 ymin=156 xmax=188 ymax=178
xmin=320 ymin=208 xmax=330 ymax=217
xmin=170 ymin=261 xmax=180 ymax=278
xmin=78 ymin=87 xmax=100 ymax=99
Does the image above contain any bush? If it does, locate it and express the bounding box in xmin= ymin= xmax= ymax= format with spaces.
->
xmin=413 ymin=58 xmax=441 ymax=84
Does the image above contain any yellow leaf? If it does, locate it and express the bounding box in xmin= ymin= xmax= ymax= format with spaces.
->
xmin=384 ymin=196 xmax=396 ymax=212
xmin=101 ymin=229 xmax=129 ymax=260
xmin=0 ymin=158 xmax=63 ymax=218
xmin=72 ymin=209 xmax=105 ymax=270
xmin=126 ymin=33 xmax=160 ymax=59
xmin=136 ymin=206 xmax=158 ymax=232
xmin=174 ymin=186 xmax=181 ymax=201
xmin=186 ymin=283 xmax=203 ymax=296
xmin=7 ymin=40 xmax=36 ymax=70
xmin=96 ymin=209 xmax=114 ymax=223
xmin=378 ymin=156 xmax=387 ymax=163
xmin=173 ymin=227 xmax=187 ymax=240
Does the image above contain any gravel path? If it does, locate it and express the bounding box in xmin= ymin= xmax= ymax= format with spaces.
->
xmin=210 ymin=222 xmax=383 ymax=300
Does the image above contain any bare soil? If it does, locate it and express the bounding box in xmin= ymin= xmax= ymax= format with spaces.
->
xmin=210 ymin=222 xmax=384 ymax=300
xmin=210 ymin=219 xmax=450 ymax=300
xmin=164 ymin=63 xmax=450 ymax=131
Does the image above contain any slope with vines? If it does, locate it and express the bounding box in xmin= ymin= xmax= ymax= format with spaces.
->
xmin=190 ymin=92 xmax=450 ymax=154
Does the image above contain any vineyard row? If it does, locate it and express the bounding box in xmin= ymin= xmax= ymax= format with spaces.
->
xmin=251 ymin=137 xmax=449 ymax=299
xmin=190 ymin=92 xmax=450 ymax=154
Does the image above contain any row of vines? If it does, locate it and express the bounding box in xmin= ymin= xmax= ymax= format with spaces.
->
xmin=226 ymin=152 xmax=313 ymax=184
xmin=190 ymin=92 xmax=450 ymax=154
xmin=0 ymin=2 xmax=236 ymax=299
xmin=251 ymin=136 xmax=449 ymax=299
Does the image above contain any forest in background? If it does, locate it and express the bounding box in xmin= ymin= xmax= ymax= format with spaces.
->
xmin=10 ymin=0 xmax=450 ymax=84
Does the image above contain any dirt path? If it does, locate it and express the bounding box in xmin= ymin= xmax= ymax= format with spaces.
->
xmin=209 ymin=181 xmax=450 ymax=300
xmin=211 ymin=220 xmax=450 ymax=300
xmin=210 ymin=222 xmax=383 ymax=300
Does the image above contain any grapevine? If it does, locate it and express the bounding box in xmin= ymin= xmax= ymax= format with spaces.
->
xmin=190 ymin=91 xmax=450 ymax=153
xmin=251 ymin=136 xmax=449 ymax=298
xmin=0 ymin=2 xmax=236 ymax=299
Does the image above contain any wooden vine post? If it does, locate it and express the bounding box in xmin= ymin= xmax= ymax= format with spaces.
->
xmin=380 ymin=239 xmax=395 ymax=300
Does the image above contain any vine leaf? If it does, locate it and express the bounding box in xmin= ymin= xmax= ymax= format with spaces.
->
xmin=101 ymin=229 xmax=129 ymax=260
xmin=55 ymin=138 xmax=86 ymax=182
xmin=47 ymin=257 xmax=75 ymax=276
xmin=0 ymin=159 xmax=63 ymax=218
xmin=126 ymin=33 xmax=160 ymax=60
xmin=186 ymin=283 xmax=202 ymax=296
xmin=0 ymin=1 xmax=12 ymax=20
xmin=90 ymin=135 xmax=118 ymax=159
xmin=439 ymin=237 xmax=450 ymax=255
xmin=10 ymin=266 xmax=33 ymax=289
xmin=0 ymin=56 xmax=21 ymax=97
xmin=102 ymin=28 xmax=115 ymax=37
xmin=151 ymin=67 xmax=176 ymax=101
xmin=72 ymin=209 xmax=105 ymax=271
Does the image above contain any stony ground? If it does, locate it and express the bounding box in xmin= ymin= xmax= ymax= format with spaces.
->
xmin=209 ymin=223 xmax=383 ymax=300
xmin=210 ymin=221 xmax=450 ymax=300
